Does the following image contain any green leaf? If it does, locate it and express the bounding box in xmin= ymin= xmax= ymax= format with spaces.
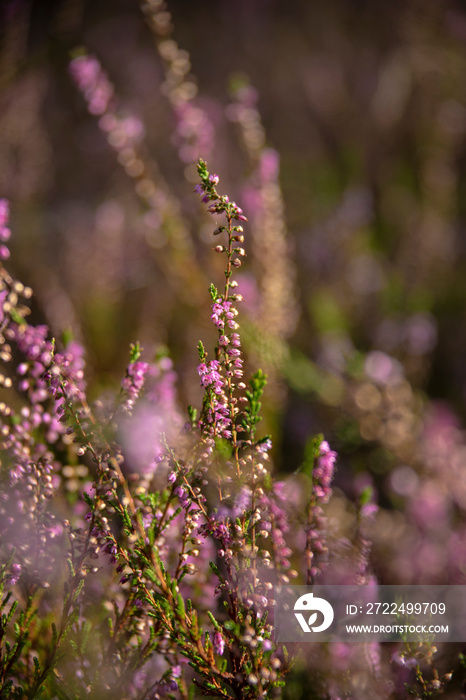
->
xmin=121 ymin=507 xmax=132 ymax=531
xmin=187 ymin=405 xmax=198 ymax=426
xmin=82 ymin=492 xmax=94 ymax=509
xmin=129 ymin=341 xmax=142 ymax=363
xmin=190 ymin=609 xmax=200 ymax=639
xmin=176 ymin=594 xmax=186 ymax=619
xmin=295 ymin=434 xmax=324 ymax=478
xmin=197 ymin=158 xmax=208 ymax=180
xmin=72 ymin=579 xmax=85 ymax=602
xmin=359 ymin=485 xmax=373 ymax=506
xmin=209 ymin=562 xmax=225 ymax=583
xmin=197 ymin=340 xmax=206 ymax=362
xmin=207 ymin=611 xmax=221 ymax=632
xmin=215 ymin=437 xmax=232 ymax=459
xmin=9 ymin=307 xmax=25 ymax=325
xmin=51 ymin=622 xmax=58 ymax=647
xmin=61 ymin=328 xmax=74 ymax=347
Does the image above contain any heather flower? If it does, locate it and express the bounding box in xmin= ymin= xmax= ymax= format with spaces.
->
xmin=314 ymin=440 xmax=337 ymax=503
xmin=173 ymin=101 xmax=214 ymax=164
xmin=69 ymin=54 xmax=114 ymax=115
xmin=0 ymin=288 xmax=8 ymax=325
xmin=303 ymin=437 xmax=338 ymax=583
xmin=70 ymin=49 xmax=197 ymax=290
xmin=121 ymin=359 xmax=150 ymax=412
xmin=120 ymin=351 xmax=182 ymax=471
xmin=0 ymin=199 xmax=9 ymax=226
xmin=391 ymin=652 xmax=418 ymax=669
xmin=143 ymin=1 xmax=215 ymax=166
xmin=227 ymin=83 xmax=297 ymax=350
xmin=213 ymin=631 xmax=225 ymax=656
xmin=0 ymin=199 xmax=11 ymax=260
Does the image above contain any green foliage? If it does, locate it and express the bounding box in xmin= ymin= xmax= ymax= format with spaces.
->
xmin=359 ymin=485 xmax=374 ymax=506
xmin=296 ymin=433 xmax=324 ymax=479
xmin=241 ymin=369 xmax=268 ymax=438
xmin=198 ymin=340 xmax=206 ymax=361
xmin=129 ymin=341 xmax=142 ymax=363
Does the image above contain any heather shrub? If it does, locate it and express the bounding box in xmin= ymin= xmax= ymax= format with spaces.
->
xmin=2 ymin=1 xmax=466 ymax=698
xmin=0 ymin=162 xmax=339 ymax=698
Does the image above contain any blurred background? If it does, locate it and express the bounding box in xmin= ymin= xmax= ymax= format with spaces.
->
xmin=3 ymin=0 xmax=466 ymax=694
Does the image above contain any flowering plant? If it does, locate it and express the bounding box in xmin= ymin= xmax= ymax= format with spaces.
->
xmin=0 ymin=162 xmax=336 ymax=699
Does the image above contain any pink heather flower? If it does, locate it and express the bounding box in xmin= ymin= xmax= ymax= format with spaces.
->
xmin=0 ymin=200 xmax=11 ymax=260
xmin=391 ymin=652 xmax=418 ymax=668
xmin=257 ymin=438 xmax=272 ymax=454
xmin=171 ymin=665 xmax=182 ymax=679
xmin=173 ymin=101 xmax=214 ymax=164
xmin=364 ymin=350 xmax=403 ymax=386
xmin=259 ymin=148 xmax=280 ymax=183
xmin=213 ymin=631 xmax=225 ymax=656
xmin=69 ymin=55 xmax=114 ymax=115
xmin=120 ymin=401 xmax=180 ymax=473
xmin=314 ymin=440 xmax=337 ymax=503
xmin=121 ymin=360 xmax=150 ymax=411
xmin=0 ymin=288 xmax=8 ymax=324
xmin=7 ymin=562 xmax=21 ymax=586
xmin=361 ymin=503 xmax=378 ymax=519
xmin=174 ymin=486 xmax=189 ymax=509
xmin=0 ymin=199 xmax=9 ymax=226
xmin=119 ymin=115 xmax=145 ymax=142
xmin=197 ymin=360 xmax=225 ymax=394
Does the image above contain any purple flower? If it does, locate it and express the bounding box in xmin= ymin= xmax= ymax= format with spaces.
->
xmin=69 ymin=55 xmax=114 ymax=115
xmin=121 ymin=360 xmax=150 ymax=411
xmin=175 ymin=486 xmax=189 ymax=509
xmin=314 ymin=440 xmax=337 ymax=504
xmin=7 ymin=562 xmax=21 ymax=586
xmin=213 ymin=631 xmax=225 ymax=655
xmin=0 ymin=199 xmax=9 ymax=227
